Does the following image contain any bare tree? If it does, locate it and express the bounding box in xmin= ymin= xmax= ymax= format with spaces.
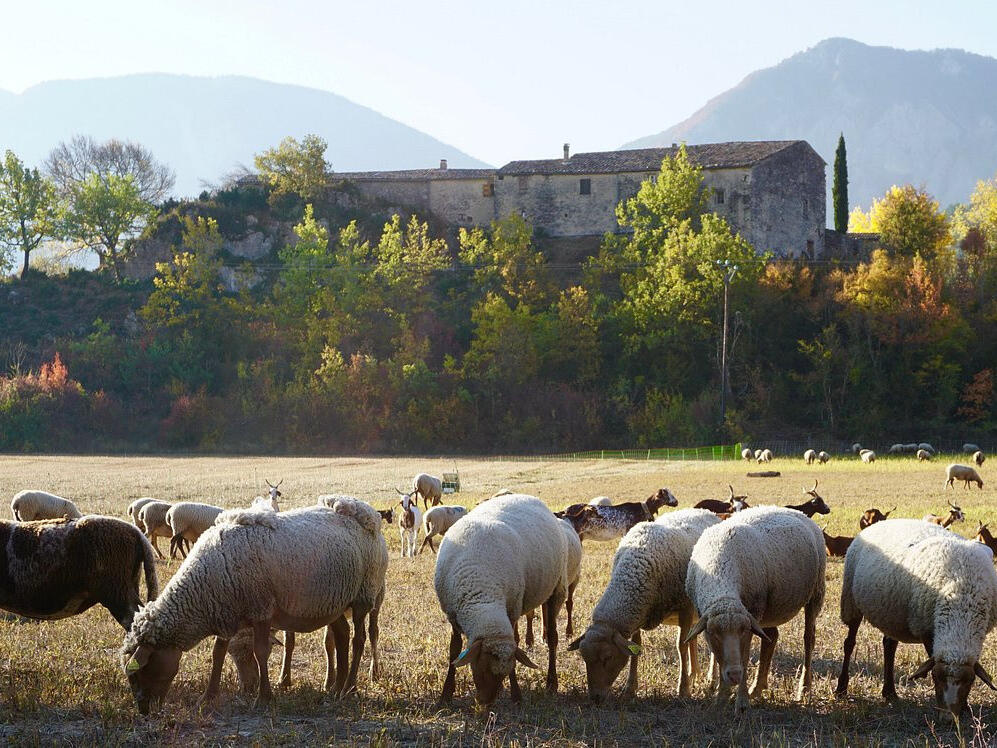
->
xmin=45 ymin=135 xmax=175 ymax=204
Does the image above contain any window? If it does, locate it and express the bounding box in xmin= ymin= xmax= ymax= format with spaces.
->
xmin=802 ymin=198 xmax=809 ymax=218
xmin=806 ymin=239 xmax=815 ymax=257
xmin=714 ymin=188 xmax=725 ymax=205
xmin=579 ymin=178 xmax=591 ymax=195
xmin=518 ymin=175 xmax=528 ymax=193
xmin=482 ymin=183 xmax=494 ymax=197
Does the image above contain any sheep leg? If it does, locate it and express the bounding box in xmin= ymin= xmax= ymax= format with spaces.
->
xmin=734 ymin=631 xmax=752 ymax=714
xmin=343 ymin=606 xmax=370 ymax=695
xmin=543 ymin=592 xmax=563 ymax=694
xmin=146 ymin=533 xmax=165 ymax=560
xmin=322 ymin=619 xmax=347 ymax=693
xmin=510 ymin=620 xmax=523 ymax=703
xmin=749 ymin=627 xmax=779 ymax=698
xmin=278 ymin=631 xmax=295 ymax=688
xmin=622 ymin=629 xmax=642 ymax=697
xmin=437 ymin=623 xmax=463 ymax=708
xmin=881 ymin=635 xmax=899 ymax=702
xmin=199 ymin=637 xmax=229 ymax=707
xmin=368 ymin=596 xmax=382 ymax=681
xmin=524 ymin=611 xmax=535 ymax=647
xmin=252 ymin=621 xmax=274 ymax=706
xmin=565 ymin=581 xmax=577 ymax=639
xmin=797 ymin=601 xmax=818 ymax=703
xmin=677 ymin=608 xmax=694 ymax=697
xmin=418 ymin=533 xmax=434 ymax=555
xmin=333 ymin=617 xmax=351 ymax=694
xmin=835 ymin=619 xmax=861 ymax=698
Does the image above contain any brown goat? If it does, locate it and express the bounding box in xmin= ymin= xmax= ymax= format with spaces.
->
xmin=924 ymin=501 xmax=964 ymax=528
xmin=693 ymin=485 xmax=749 ymax=515
xmin=975 ymin=522 xmax=997 ymax=559
xmin=821 ymin=526 xmax=854 ymax=558
xmin=858 ymin=506 xmax=895 ymax=531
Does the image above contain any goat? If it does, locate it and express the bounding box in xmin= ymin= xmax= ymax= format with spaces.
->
xmin=821 ymin=525 xmax=853 ymax=558
xmin=555 ymin=488 xmax=677 ymax=542
xmin=976 ymin=522 xmax=997 ymax=559
xmin=395 ymin=489 xmax=422 ymax=557
xmin=924 ymin=501 xmax=964 ymax=529
xmin=693 ymin=484 xmax=750 ymax=515
xmin=858 ymin=506 xmax=895 ymax=531
xmin=784 ymin=480 xmax=831 ymax=517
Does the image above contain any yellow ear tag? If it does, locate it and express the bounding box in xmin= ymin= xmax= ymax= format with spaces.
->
xmin=627 ymin=643 xmax=642 ymax=656
xmin=126 ymin=657 xmax=142 ymax=673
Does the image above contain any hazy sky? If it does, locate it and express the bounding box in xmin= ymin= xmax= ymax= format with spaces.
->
xmin=3 ymin=0 xmax=996 ymax=165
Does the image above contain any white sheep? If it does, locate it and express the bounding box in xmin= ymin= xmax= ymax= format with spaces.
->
xmin=588 ymin=496 xmax=613 ymax=506
xmin=974 ymin=450 xmax=986 ymax=467
xmin=120 ymin=500 xmax=388 ymax=714
xmin=434 ymin=493 xmax=568 ymax=708
xmin=127 ymin=497 xmax=157 ymax=531
xmin=396 ymin=492 xmax=422 ymax=558
xmin=916 ymin=449 xmax=932 ymax=462
xmin=411 ymin=473 xmax=443 ymax=509
xmin=165 ymin=502 xmax=224 ymax=559
xmin=568 ymin=508 xmax=720 ymax=701
xmin=524 ymin=516 xmax=583 ymax=647
xmin=946 ymin=464 xmax=984 ymax=490
xmin=138 ymin=501 xmax=172 ymax=560
xmin=817 ymin=451 xmax=831 ymax=464
xmin=685 ymin=506 xmax=825 ymax=714
xmin=419 ymin=504 xmax=467 ymax=554
xmin=861 ymin=450 xmax=876 ymax=463
xmin=741 ymin=448 xmax=753 ymax=461
xmin=851 ymin=442 xmax=863 ymax=455
xmin=803 ymin=449 xmax=816 ymax=465
xmin=918 ymin=442 xmax=935 ymax=455
xmin=0 ymin=515 xmax=157 ymax=629
xmin=753 ymin=449 xmax=762 ymax=461
xmin=757 ymin=448 xmax=773 ymax=463
xmin=10 ymin=490 xmax=82 ymax=521
xmin=836 ymin=519 xmax=997 ymax=716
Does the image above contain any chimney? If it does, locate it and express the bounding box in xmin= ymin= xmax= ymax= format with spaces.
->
xmin=440 ymin=159 xmax=448 ymax=170
xmin=671 ymin=142 xmax=677 ymax=148
xmin=563 ymin=143 xmax=570 ymax=162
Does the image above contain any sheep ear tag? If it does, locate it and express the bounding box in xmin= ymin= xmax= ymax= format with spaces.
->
xmin=452 ymin=639 xmax=482 ymax=667
xmin=627 ymin=643 xmax=642 ymax=656
xmin=125 ymin=658 xmax=142 ymax=673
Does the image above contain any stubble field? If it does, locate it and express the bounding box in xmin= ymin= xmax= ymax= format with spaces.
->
xmin=0 ymin=452 xmax=994 ymax=746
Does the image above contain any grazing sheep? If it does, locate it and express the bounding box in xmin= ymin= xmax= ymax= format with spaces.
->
xmin=128 ymin=498 xmax=157 ymax=531
xmin=741 ymin=448 xmax=753 ymax=461
xmin=803 ymin=449 xmax=816 ymax=465
xmin=946 ymin=464 xmax=984 ymax=490
xmin=822 ymin=527 xmax=853 ymax=558
xmin=860 ymin=450 xmax=876 ymax=463
xmin=138 ymin=501 xmax=172 ymax=560
xmin=525 ymin=517 xmax=583 ymax=647
xmin=903 ymin=443 xmax=919 ymax=454
xmin=756 ymin=449 xmax=773 ymax=463
xmin=836 ymin=519 xmax=997 ymax=717
xmin=754 ymin=449 xmax=763 ymax=461
xmin=859 ymin=506 xmax=895 ymax=531
xmin=694 ymin=485 xmax=749 ymax=515
xmin=888 ymin=443 xmax=905 ymax=455
xmin=685 ymin=506 xmax=825 ymax=714
xmin=434 ymin=494 xmax=568 ymax=708
xmin=411 ymin=473 xmax=443 ymax=510
xmin=784 ymin=480 xmax=831 ymax=517
xmin=557 ymin=488 xmax=678 ymax=541
xmin=964 ymin=443 xmax=982 ymax=454
xmin=0 ymin=516 xmax=157 ymax=629
xmin=918 ymin=442 xmax=935 ymax=455
xmin=419 ymin=505 xmax=467 ymax=554
xmin=568 ymin=509 xmax=720 ymax=701
xmin=817 ymin=451 xmax=831 ymax=464
xmin=975 ymin=522 xmax=997 ymax=558
xmin=974 ymin=451 xmax=986 ymax=467
xmin=396 ymin=491 xmax=422 ymax=558
xmin=10 ymin=490 xmax=82 ymax=522
xmin=916 ymin=449 xmax=932 ymax=462
xmin=165 ymin=502 xmax=224 ymax=559
xmin=924 ymin=501 xmax=964 ymax=529
xmin=851 ymin=443 xmax=863 ymax=455
xmin=121 ymin=500 xmax=388 ymax=714
xmin=588 ymin=496 xmax=613 ymax=506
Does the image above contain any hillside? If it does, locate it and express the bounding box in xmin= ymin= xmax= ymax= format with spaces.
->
xmin=0 ymin=74 xmax=489 ymax=197
xmin=624 ymin=38 xmax=997 ymax=211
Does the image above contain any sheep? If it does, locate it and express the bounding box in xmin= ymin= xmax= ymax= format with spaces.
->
xmin=860 ymin=450 xmax=876 ymax=463
xmin=694 ymin=485 xmax=749 ymax=515
xmin=434 ymin=493 xmax=568 ymax=708
xmin=741 ymin=448 xmax=753 ymax=461
xmin=567 ymin=509 xmax=720 ymax=701
xmin=903 ymin=443 xmax=919 ymax=454
xmin=835 ymin=519 xmax=997 ymax=717
xmin=924 ymin=501 xmax=964 ymax=529
xmin=525 ymin=517 xmax=583 ymax=648
xmin=10 ymin=490 xmax=83 ymax=522
xmin=588 ymin=496 xmax=613 ymax=506
xmin=975 ymin=522 xmax=997 ymax=558
xmin=0 ymin=516 xmax=157 ymax=629
xmin=918 ymin=442 xmax=935 ymax=455
xmin=851 ymin=442 xmax=863 ymax=455
xmin=916 ymin=449 xmax=932 ymax=462
xmin=784 ymin=480 xmax=831 ymax=517
xmin=165 ymin=502 xmax=224 ymax=559
xmin=756 ymin=448 xmax=773 ymax=463
xmin=395 ymin=491 xmax=422 ymax=558
xmin=964 ymin=443 xmax=982 ymax=454
xmin=556 ymin=488 xmax=678 ymax=541
xmin=859 ymin=506 xmax=895 ymax=531
xmin=411 ymin=473 xmax=443 ymax=510
xmin=974 ymin=450 xmax=986 ymax=467
xmin=419 ymin=504 xmax=467 ymax=554
xmin=821 ymin=526 xmax=853 ymax=558
xmin=817 ymin=450 xmax=831 ymax=464
xmin=121 ymin=499 xmax=388 ymax=714
xmin=888 ymin=443 xmax=905 ymax=455
xmin=946 ymin=464 xmax=984 ymax=490
xmin=803 ymin=449 xmax=816 ymax=465
xmin=684 ymin=506 xmax=825 ymax=714
xmin=137 ymin=501 xmax=172 ymax=560
xmin=127 ymin=497 xmax=157 ymax=531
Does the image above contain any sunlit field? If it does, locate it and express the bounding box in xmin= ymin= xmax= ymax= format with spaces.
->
xmin=0 ymin=453 xmax=993 ymax=745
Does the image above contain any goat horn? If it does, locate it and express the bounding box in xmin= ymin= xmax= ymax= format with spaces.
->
xmin=265 ymin=479 xmax=274 ymax=488
xmin=684 ymin=616 xmax=708 ymax=644
xmin=976 ymin=662 xmax=997 ymax=691
xmin=728 ymin=484 xmax=734 ymax=500
xmin=395 ymin=488 xmax=406 ymax=495
xmin=886 ymin=506 xmax=896 ymax=516
xmin=811 ymin=479 xmax=819 ymax=492
xmin=276 ymin=479 xmax=283 ymax=487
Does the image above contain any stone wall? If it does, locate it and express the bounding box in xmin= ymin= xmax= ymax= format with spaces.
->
xmin=748 ymin=142 xmax=826 ymax=258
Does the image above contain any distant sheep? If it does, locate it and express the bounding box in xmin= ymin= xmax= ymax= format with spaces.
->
xmin=860 ymin=450 xmax=876 ymax=463
xmin=803 ymin=449 xmax=816 ymax=465
xmin=916 ymin=449 xmax=932 ymax=462
xmin=165 ymin=502 xmax=224 ymax=559
xmin=11 ymin=490 xmax=82 ymax=522
xmin=411 ymin=473 xmax=443 ymax=510
xmin=974 ymin=451 xmax=985 ymax=467
xmin=420 ymin=505 xmax=467 ymax=554
xmin=946 ymin=464 xmax=984 ymax=490
xmin=127 ymin=498 xmax=157 ymax=531
xmin=817 ymin=451 xmax=830 ymax=464
xmin=851 ymin=443 xmax=863 ymax=455
xmin=964 ymin=443 xmax=981 ymax=454
xmin=888 ymin=443 xmax=904 ymax=455
xmin=137 ymin=501 xmax=172 ymax=559
xmin=918 ymin=442 xmax=935 ymax=455
xmin=741 ymin=448 xmax=753 ymax=461
xmin=756 ymin=449 xmax=773 ymax=463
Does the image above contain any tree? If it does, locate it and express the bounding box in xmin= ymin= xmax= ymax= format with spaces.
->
xmin=45 ymin=135 xmax=174 ymax=204
xmin=832 ymin=134 xmax=848 ymax=233
xmin=58 ymin=173 xmax=156 ymax=282
xmin=0 ymin=151 xmax=57 ymax=277
xmin=254 ymin=134 xmax=330 ymax=202
xmin=458 ymin=214 xmax=552 ymax=308
xmin=851 ymin=185 xmax=951 ymax=262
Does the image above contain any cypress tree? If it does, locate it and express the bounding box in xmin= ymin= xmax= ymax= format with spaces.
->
xmin=832 ymin=133 xmax=848 ymax=233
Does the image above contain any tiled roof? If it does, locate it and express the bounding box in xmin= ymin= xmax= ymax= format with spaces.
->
xmin=499 ymin=141 xmax=810 ymax=175
xmin=334 ymin=168 xmax=495 ymax=181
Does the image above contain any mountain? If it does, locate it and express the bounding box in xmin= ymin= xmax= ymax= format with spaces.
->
xmin=624 ymin=38 xmax=997 ymax=214
xmin=0 ymin=74 xmax=489 ymax=197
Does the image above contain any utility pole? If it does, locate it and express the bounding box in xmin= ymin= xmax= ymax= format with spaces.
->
xmin=717 ymin=259 xmax=738 ymax=431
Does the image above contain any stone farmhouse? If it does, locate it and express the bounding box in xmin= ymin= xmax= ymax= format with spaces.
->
xmin=336 ymin=140 xmax=827 ymax=258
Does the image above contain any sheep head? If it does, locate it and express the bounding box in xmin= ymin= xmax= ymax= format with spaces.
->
xmin=911 ymin=656 xmax=997 ymax=717
xmin=122 ymin=643 xmax=182 ymax=715
xmin=567 ymin=624 xmax=641 ymax=703
xmin=453 ymin=636 xmax=538 ymax=707
xmin=685 ymin=609 xmax=768 ymax=690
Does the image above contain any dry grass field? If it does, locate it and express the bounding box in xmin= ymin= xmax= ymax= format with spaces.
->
xmin=0 ymin=452 xmax=994 ymax=746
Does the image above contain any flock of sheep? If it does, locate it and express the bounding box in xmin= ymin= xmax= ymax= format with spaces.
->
xmin=1 ymin=448 xmax=994 ymax=726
